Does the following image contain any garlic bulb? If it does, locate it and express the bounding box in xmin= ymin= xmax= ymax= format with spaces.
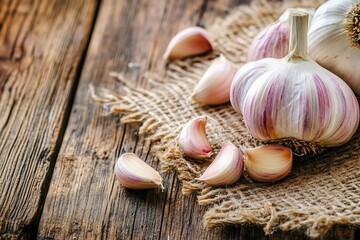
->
xmin=163 ymin=27 xmax=214 ymax=61
xmin=247 ymin=8 xmax=314 ymax=61
xmin=308 ymin=0 xmax=360 ymax=95
xmin=197 ymin=141 xmax=244 ymax=186
xmin=178 ymin=116 xmax=213 ymax=159
xmin=244 ymin=145 xmax=292 ymax=183
xmin=192 ymin=55 xmax=237 ymax=105
xmin=230 ymin=11 xmax=360 ymax=147
xmin=114 ymin=153 xmax=163 ymax=190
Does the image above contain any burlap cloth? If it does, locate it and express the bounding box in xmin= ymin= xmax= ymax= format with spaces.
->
xmin=91 ymin=0 xmax=360 ymax=238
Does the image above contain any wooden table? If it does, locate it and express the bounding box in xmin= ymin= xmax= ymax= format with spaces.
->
xmin=0 ymin=0 xmax=358 ymax=239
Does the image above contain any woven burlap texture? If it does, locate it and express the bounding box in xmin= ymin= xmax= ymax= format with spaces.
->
xmin=92 ymin=0 xmax=360 ymax=238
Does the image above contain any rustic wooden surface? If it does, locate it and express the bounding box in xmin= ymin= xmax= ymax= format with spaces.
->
xmin=0 ymin=0 xmax=98 ymax=238
xmin=0 ymin=0 xmax=359 ymax=239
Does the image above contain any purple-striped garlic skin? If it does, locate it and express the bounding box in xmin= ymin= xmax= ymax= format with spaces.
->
xmin=115 ymin=153 xmax=163 ymax=190
xmin=231 ymin=11 xmax=359 ymax=147
xmin=247 ymin=8 xmax=315 ymax=62
xmin=163 ymin=27 xmax=214 ymax=61
xmin=247 ymin=21 xmax=289 ymax=61
xmin=230 ymin=57 xmax=359 ymax=147
xmin=192 ymin=55 xmax=237 ymax=105
xmin=197 ymin=141 xmax=244 ymax=186
xmin=230 ymin=58 xmax=273 ymax=112
xmin=178 ymin=116 xmax=213 ymax=160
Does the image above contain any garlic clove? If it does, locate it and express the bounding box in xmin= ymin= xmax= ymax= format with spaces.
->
xmin=114 ymin=153 xmax=163 ymax=190
xmin=192 ymin=55 xmax=237 ymax=105
xmin=247 ymin=8 xmax=314 ymax=61
xmin=244 ymin=145 xmax=292 ymax=183
xmin=197 ymin=141 xmax=244 ymax=187
xmin=178 ymin=116 xmax=213 ymax=160
xmin=163 ymin=26 xmax=214 ymax=61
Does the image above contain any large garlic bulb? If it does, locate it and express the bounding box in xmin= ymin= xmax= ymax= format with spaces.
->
xmin=230 ymin=12 xmax=360 ymax=147
xmin=308 ymin=0 xmax=360 ymax=95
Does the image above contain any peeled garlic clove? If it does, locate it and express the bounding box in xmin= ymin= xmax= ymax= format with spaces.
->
xmin=178 ymin=116 xmax=213 ymax=160
xmin=308 ymin=0 xmax=360 ymax=95
xmin=192 ymin=55 xmax=237 ymax=105
xmin=247 ymin=8 xmax=314 ymax=61
xmin=244 ymin=145 xmax=292 ymax=183
xmin=114 ymin=153 xmax=163 ymax=190
xmin=197 ymin=141 xmax=244 ymax=186
xmin=163 ymin=26 xmax=214 ymax=61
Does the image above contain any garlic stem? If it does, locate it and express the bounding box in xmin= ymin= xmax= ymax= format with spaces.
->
xmin=247 ymin=8 xmax=315 ymax=62
xmin=288 ymin=12 xmax=309 ymax=61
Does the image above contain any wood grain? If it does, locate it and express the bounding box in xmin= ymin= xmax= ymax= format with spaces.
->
xmin=0 ymin=0 xmax=98 ymax=238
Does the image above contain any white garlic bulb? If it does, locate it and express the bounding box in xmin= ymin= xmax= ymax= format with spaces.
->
xmin=192 ymin=55 xmax=237 ymax=105
xmin=247 ymin=8 xmax=314 ymax=61
xmin=308 ymin=0 xmax=360 ymax=95
xmin=230 ymin=11 xmax=360 ymax=147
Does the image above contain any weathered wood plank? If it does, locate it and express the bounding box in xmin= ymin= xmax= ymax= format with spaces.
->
xmin=0 ymin=0 xmax=98 ymax=238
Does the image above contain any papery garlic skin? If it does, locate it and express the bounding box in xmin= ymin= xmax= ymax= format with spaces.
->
xmin=308 ymin=0 xmax=360 ymax=95
xmin=247 ymin=17 xmax=289 ymax=61
xmin=192 ymin=55 xmax=237 ymax=105
xmin=163 ymin=27 xmax=214 ymax=61
xmin=115 ymin=153 xmax=163 ymax=190
xmin=231 ymin=12 xmax=360 ymax=147
xmin=178 ymin=116 xmax=213 ymax=159
xmin=247 ymin=8 xmax=314 ymax=61
xmin=245 ymin=145 xmax=292 ymax=183
xmin=197 ymin=141 xmax=244 ymax=186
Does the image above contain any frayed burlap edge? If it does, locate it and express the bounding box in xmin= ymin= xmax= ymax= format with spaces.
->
xmin=91 ymin=0 xmax=360 ymax=238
